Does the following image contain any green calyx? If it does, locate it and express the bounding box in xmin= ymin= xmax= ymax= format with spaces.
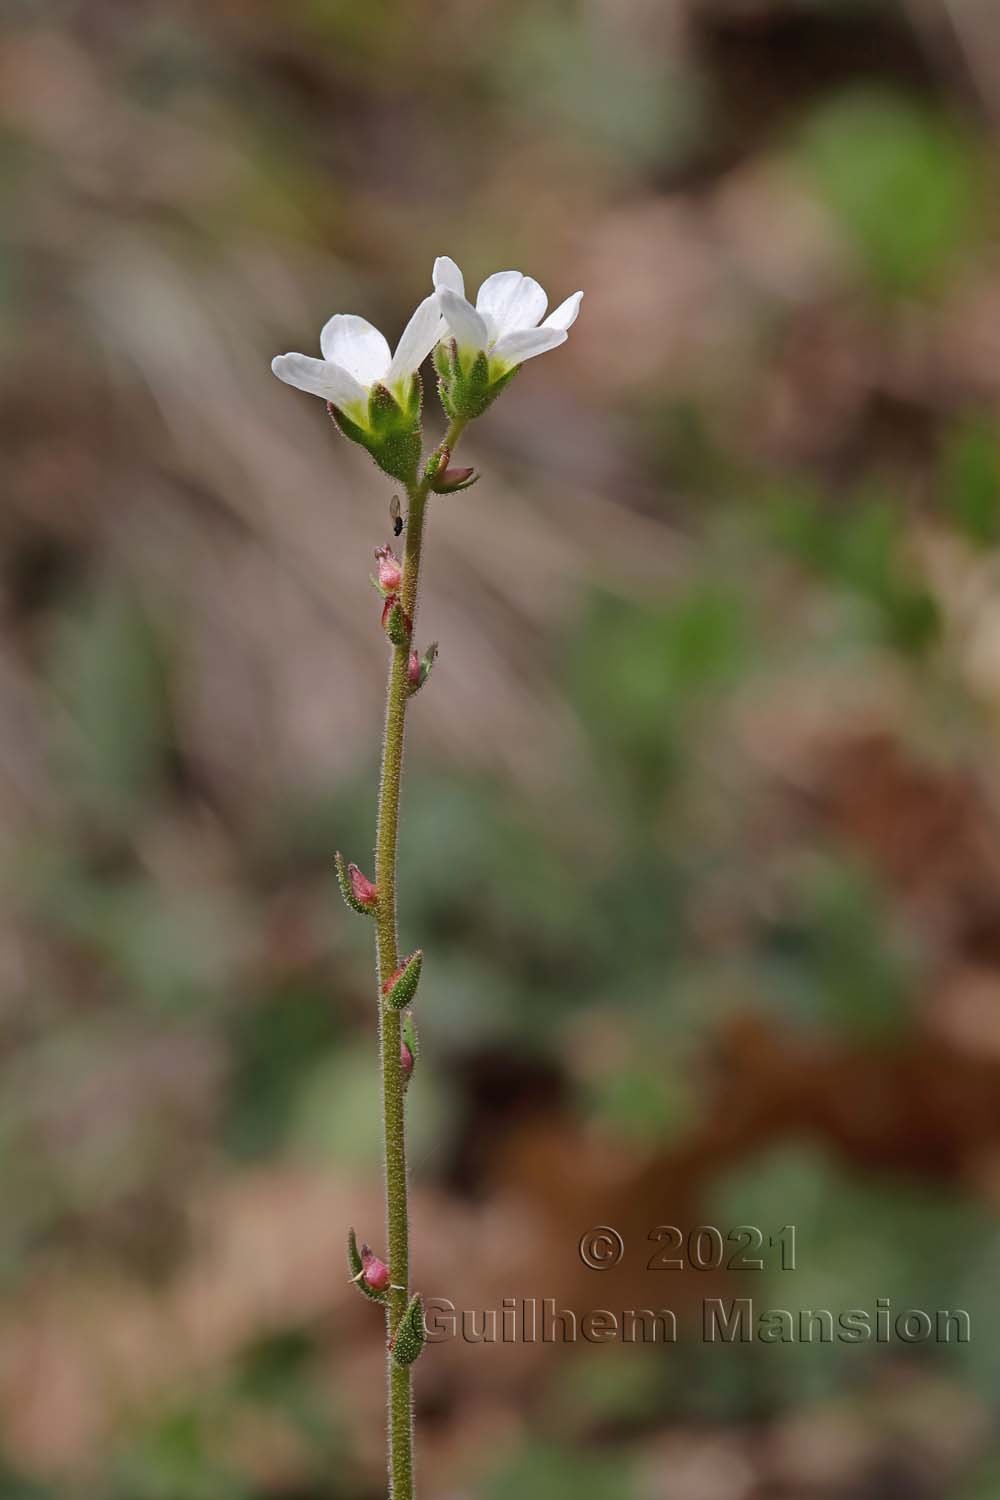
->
xmin=391 ymin=1294 xmax=425 ymax=1368
xmin=384 ymin=600 xmax=412 ymax=646
xmin=435 ymin=339 xmax=520 ymax=421
xmin=382 ymin=948 xmax=423 ymax=1010
xmin=329 ymin=374 xmax=423 ymax=485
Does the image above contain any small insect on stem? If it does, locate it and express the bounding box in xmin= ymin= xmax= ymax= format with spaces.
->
xmin=390 ymin=495 xmax=403 ymax=537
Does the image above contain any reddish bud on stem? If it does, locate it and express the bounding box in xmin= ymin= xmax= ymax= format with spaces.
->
xmin=437 ymin=466 xmax=476 ymax=490
xmin=360 ymin=1243 xmax=391 ymax=1292
xmin=347 ymin=862 xmax=378 ymax=910
xmin=375 ymin=545 xmax=403 ymax=595
xmin=381 ymin=950 xmax=422 ymax=1009
xmin=401 ymin=1039 xmax=414 ymax=1081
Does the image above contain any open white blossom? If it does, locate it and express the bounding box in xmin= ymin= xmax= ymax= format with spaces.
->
xmin=271 ymin=294 xmax=442 ymax=420
xmin=432 ymin=257 xmax=583 ymax=372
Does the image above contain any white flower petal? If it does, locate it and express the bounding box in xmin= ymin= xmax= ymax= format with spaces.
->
xmin=542 ymin=290 xmax=583 ymax=332
xmin=432 ymin=256 xmax=465 ymax=297
xmin=319 ymin=314 xmax=391 ymax=386
xmin=271 ymin=353 xmax=368 ymax=409
xmin=475 ymin=270 xmax=519 ymax=317
xmin=491 ymin=326 xmax=568 ymax=366
xmin=387 ymin=293 xmax=443 ymax=386
xmin=438 ymin=288 xmax=489 ymax=352
xmin=476 ymin=271 xmax=547 ymax=338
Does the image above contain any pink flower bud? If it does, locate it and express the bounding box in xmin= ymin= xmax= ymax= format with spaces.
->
xmin=375 ymin=545 xmax=402 ymax=595
xmin=360 ymin=1243 xmax=391 ymax=1292
xmin=347 ymin=862 xmax=378 ymax=910
xmin=400 ymin=1039 xmax=414 ymax=1081
xmin=441 ymin=466 xmax=475 ymax=488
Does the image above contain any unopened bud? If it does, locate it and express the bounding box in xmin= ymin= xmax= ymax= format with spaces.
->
xmin=383 ymin=599 xmax=412 ymax=645
xmin=407 ymin=641 xmax=438 ymax=695
xmin=402 ymin=1012 xmax=418 ymax=1085
xmin=381 ymin=949 xmax=423 ymax=1010
xmin=347 ymin=1226 xmax=388 ymax=1302
xmin=374 ymin=545 xmax=402 ymax=596
xmin=336 ymin=851 xmax=378 ymax=915
xmin=391 ymin=1293 xmax=426 ymax=1368
xmin=432 ymin=465 xmax=478 ymax=494
xmin=360 ymin=1242 xmax=391 ymax=1292
xmin=349 ymin=864 xmax=377 ymax=908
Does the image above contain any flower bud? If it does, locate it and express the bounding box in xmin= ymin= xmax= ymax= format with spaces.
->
xmin=360 ymin=1242 xmax=391 ymax=1292
xmin=407 ymin=641 xmax=438 ymax=695
xmin=350 ymin=865 xmax=378 ymax=908
xmin=402 ymin=1012 xmax=418 ymax=1085
xmin=391 ymin=1293 xmax=426 ymax=1368
xmin=423 ymin=444 xmax=478 ymax=495
xmin=432 ymin=466 xmax=478 ymax=494
xmin=347 ymin=1226 xmax=388 ymax=1302
xmin=381 ymin=949 xmax=423 ymax=1010
xmin=374 ymin=545 xmax=402 ymax=596
xmin=383 ymin=599 xmax=412 ymax=646
xmin=335 ymin=851 xmax=378 ymax=915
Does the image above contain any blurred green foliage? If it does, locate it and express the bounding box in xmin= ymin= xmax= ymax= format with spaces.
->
xmin=799 ymin=90 xmax=979 ymax=297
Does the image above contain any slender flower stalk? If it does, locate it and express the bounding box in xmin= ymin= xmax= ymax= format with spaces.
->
xmin=374 ymin=414 xmax=465 ymax=1496
xmin=272 ymin=258 xmax=581 ymax=1498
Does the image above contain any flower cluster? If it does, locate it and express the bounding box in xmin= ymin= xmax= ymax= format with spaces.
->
xmin=272 ymin=256 xmax=582 ymax=482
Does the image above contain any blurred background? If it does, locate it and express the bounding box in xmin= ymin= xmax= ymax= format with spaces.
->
xmin=4 ymin=0 xmax=1000 ymax=1495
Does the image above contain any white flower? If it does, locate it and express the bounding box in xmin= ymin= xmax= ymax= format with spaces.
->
xmin=271 ymin=294 xmax=442 ymax=420
xmin=432 ymin=257 xmax=583 ymax=373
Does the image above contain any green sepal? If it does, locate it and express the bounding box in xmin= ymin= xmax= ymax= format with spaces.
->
xmin=433 ymin=340 xmax=455 ymax=382
xmin=347 ymin=1226 xmax=387 ymax=1304
xmin=384 ymin=600 xmax=412 ymax=646
xmin=328 ymin=375 xmax=423 ymax=487
xmin=486 ymin=363 xmax=520 ymax=402
xmin=402 ymin=1011 xmax=419 ymax=1061
xmin=436 ymin=343 xmax=521 ymax=422
xmin=391 ymin=1293 xmax=425 ymax=1367
xmin=382 ymin=948 xmax=423 ymax=1010
xmin=422 ymin=448 xmax=446 ymax=484
xmin=436 ymin=377 xmax=458 ymax=421
xmin=335 ymin=850 xmax=377 ymax=916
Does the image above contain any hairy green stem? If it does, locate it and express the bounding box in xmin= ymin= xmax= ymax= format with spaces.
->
xmin=374 ymin=416 xmax=466 ymax=1498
